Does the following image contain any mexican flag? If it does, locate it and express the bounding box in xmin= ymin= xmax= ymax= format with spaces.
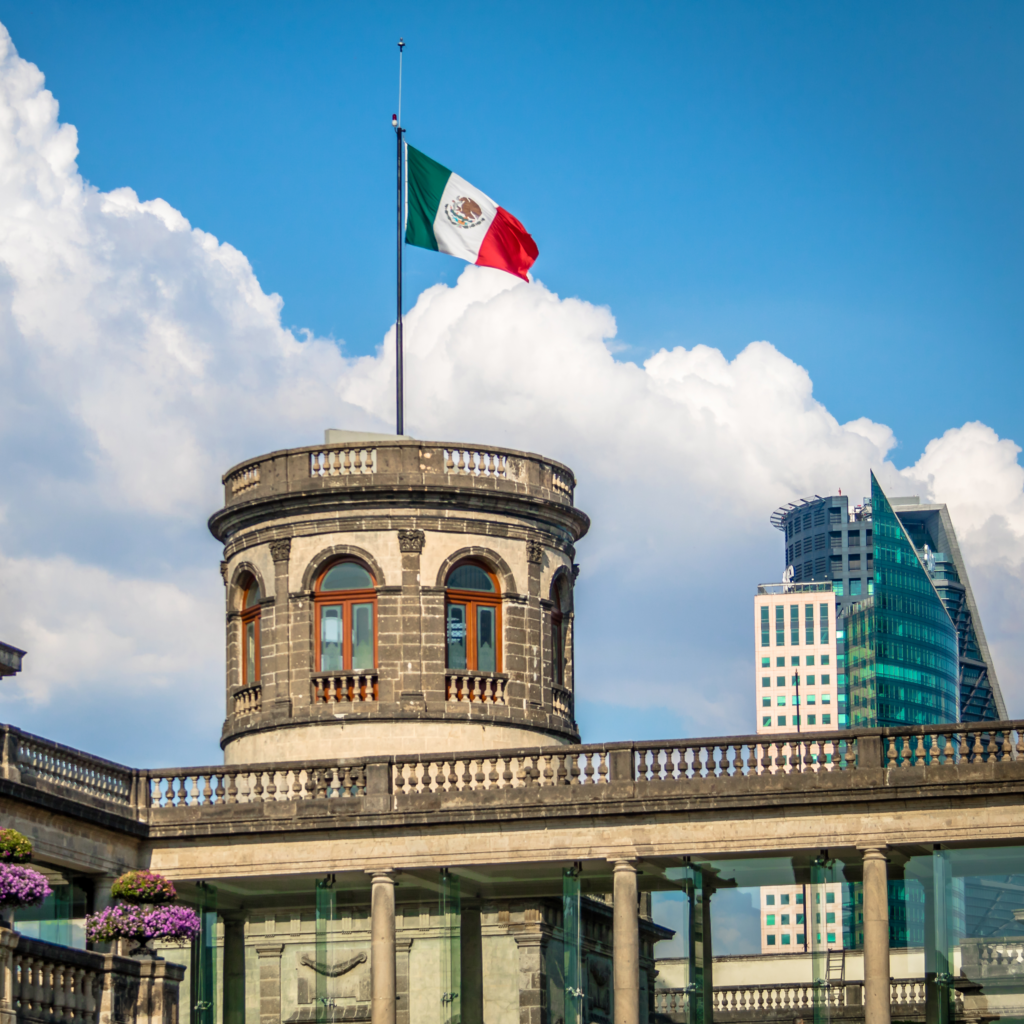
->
xmin=405 ymin=144 xmax=539 ymax=281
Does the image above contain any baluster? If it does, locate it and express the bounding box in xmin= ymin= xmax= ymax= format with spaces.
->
xmin=151 ymin=777 xmax=163 ymax=807
xmin=971 ymin=730 xmax=985 ymax=762
xmin=915 ymin=734 xmax=927 ymax=766
xmin=447 ymin=678 xmax=458 ymax=703
xmin=448 ymin=761 xmax=461 ymax=789
xmin=1001 ymin=730 xmax=1014 ymax=762
xmin=84 ymin=971 xmax=97 ymax=1024
xmin=252 ymin=771 xmax=265 ymax=802
xmin=928 ymin=733 xmax=940 ymax=764
xmin=886 ymin=737 xmax=898 ymax=767
xmin=445 ymin=449 xmax=455 ymax=471
xmin=202 ymin=774 xmax=213 ymax=805
xmin=597 ymin=753 xmax=608 ymax=783
xmin=457 ymin=450 xmax=467 ymax=474
xmin=898 ymin=735 xmax=911 ymax=766
xmin=488 ymin=757 xmax=500 ymax=789
xmin=501 ymin=757 xmax=514 ymax=788
xmin=175 ymin=775 xmax=188 ymax=806
xmin=54 ymin=963 xmax=69 ymax=1024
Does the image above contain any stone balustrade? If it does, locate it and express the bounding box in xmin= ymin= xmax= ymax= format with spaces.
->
xmin=444 ymin=672 xmax=507 ymax=705
xmin=146 ymin=761 xmax=369 ymax=807
xmin=3 ymin=719 xmax=1024 ymax=820
xmin=232 ymin=684 xmax=262 ymax=715
xmin=552 ymin=686 xmax=573 ymax=719
xmin=216 ymin=440 xmax=577 ymax=509
xmin=311 ymin=672 xmax=379 ymax=704
xmin=0 ymin=929 xmax=185 ymax=1024
xmin=655 ymin=979 xmax=955 ymax=1022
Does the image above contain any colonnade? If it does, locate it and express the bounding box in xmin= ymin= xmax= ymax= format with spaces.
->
xmin=217 ymin=850 xmax=896 ymax=1024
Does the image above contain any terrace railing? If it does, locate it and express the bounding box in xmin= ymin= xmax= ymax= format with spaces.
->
xmin=2 ymin=719 xmax=1023 ymax=819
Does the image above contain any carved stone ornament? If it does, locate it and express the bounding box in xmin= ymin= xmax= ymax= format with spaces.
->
xmin=572 ymin=563 xmax=580 ymax=581
xmin=220 ymin=561 xmax=229 ymax=585
xmin=527 ymin=540 xmax=544 ymax=565
xmin=300 ymin=952 xmax=367 ymax=976
xmin=398 ymin=529 xmax=425 ymax=553
xmin=270 ymin=538 xmax=292 ymax=563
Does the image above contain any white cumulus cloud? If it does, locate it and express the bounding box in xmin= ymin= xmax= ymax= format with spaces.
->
xmin=0 ymin=23 xmax=1018 ymax=765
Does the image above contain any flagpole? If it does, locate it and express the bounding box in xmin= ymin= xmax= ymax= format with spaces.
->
xmin=394 ymin=38 xmax=406 ymax=436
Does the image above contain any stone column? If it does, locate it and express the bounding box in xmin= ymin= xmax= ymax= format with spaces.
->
xmin=613 ymin=861 xmax=639 ymax=1024
xmin=269 ymin=538 xmax=292 ymax=711
xmin=512 ymin=933 xmax=546 ymax=1024
xmin=526 ymin=540 xmax=544 ymax=708
xmin=862 ymin=848 xmax=891 ymax=1024
xmin=256 ymin=945 xmax=284 ymax=1024
xmin=395 ymin=938 xmax=414 ymax=1024
xmin=397 ymin=530 xmax=425 ymax=703
xmin=371 ymin=871 xmax=397 ymax=1024
xmin=222 ymin=912 xmax=246 ymax=1024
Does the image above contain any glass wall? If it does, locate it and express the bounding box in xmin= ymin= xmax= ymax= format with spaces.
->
xmin=14 ymin=868 xmax=90 ymax=948
xmin=846 ymin=474 xmax=959 ymax=728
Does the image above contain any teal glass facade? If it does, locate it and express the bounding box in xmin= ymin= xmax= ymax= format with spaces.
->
xmin=846 ymin=474 xmax=959 ymax=728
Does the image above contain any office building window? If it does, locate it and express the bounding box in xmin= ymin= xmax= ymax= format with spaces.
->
xmin=762 ymin=697 xmax=770 ymax=707
xmin=796 ymin=894 xmax=804 ymax=904
xmin=762 ymin=716 xmax=772 ymax=727
xmin=791 ymin=656 xmax=800 ymax=666
xmin=776 ymin=605 xmax=785 ymax=645
xmin=821 ymin=672 xmax=830 ymax=683
xmin=781 ymin=915 xmax=790 ymax=925
xmin=762 ymin=657 xmax=771 ymax=667
xmin=777 ymin=657 xmax=785 ymax=667
xmin=778 ymin=716 xmax=786 ymax=726
xmin=806 ymin=655 xmax=815 ymax=666
xmin=850 ymin=579 xmax=862 ymax=595
xmin=826 ymin=893 xmax=835 ymax=904
xmin=822 ymin=714 xmax=831 ymax=724
xmin=832 ymin=579 xmax=844 ymax=595
xmin=849 ymin=554 xmax=861 ymax=569
xmin=777 ymin=696 xmax=786 ymax=706
xmin=761 ymin=605 xmax=769 ymax=647
xmin=766 ymin=895 xmax=775 ymax=906
xmin=762 ymin=677 xmax=771 ymax=687
xmin=807 ymin=715 xmax=816 ymax=725
xmin=782 ymin=934 xmax=791 ymax=945
xmin=806 ymin=675 xmax=815 ymax=685
xmin=819 ymin=603 xmax=829 ymax=644
xmin=780 ymin=895 xmax=790 ymax=905
xmin=767 ymin=935 xmax=776 ymax=945
xmin=821 ymin=655 xmax=830 ymax=666
xmin=821 ymin=693 xmax=831 ymax=704
xmin=797 ymin=933 xmax=806 ymax=944
xmin=827 ymin=932 xmax=836 ymax=944
xmin=790 ymin=604 xmax=800 ymax=644
xmin=766 ymin=914 xmax=775 ymax=925
xmin=797 ymin=913 xmax=805 ymax=923
xmin=848 ymin=531 xmax=860 ymax=547
xmin=792 ymin=715 xmax=800 ymax=725
xmin=777 ymin=676 xmax=785 ymax=686
xmin=806 ymin=694 xmax=816 ymax=705
xmin=805 ymin=603 xmax=814 ymax=643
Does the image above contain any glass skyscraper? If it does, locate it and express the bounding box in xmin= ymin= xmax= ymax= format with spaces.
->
xmin=844 ymin=474 xmax=960 ymax=728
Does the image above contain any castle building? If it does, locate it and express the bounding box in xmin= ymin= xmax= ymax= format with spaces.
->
xmin=211 ymin=431 xmax=589 ymax=763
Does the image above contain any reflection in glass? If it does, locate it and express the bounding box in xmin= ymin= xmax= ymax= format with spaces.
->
xmin=246 ymin=620 xmax=257 ymax=683
xmin=477 ymin=606 xmax=495 ymax=672
xmin=447 ymin=604 xmax=467 ymax=670
xmin=447 ymin=564 xmax=494 ymax=591
xmin=320 ymin=606 xmax=343 ymax=671
xmin=321 ymin=562 xmax=373 ymax=591
xmin=351 ymin=603 xmax=374 ymax=670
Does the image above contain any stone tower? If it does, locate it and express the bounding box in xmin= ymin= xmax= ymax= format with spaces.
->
xmin=209 ymin=431 xmax=590 ymax=763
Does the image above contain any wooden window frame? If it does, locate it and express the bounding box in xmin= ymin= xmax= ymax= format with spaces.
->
xmin=241 ymin=583 xmax=261 ymax=686
xmin=313 ymin=560 xmax=378 ymax=673
xmin=445 ymin=561 xmax=502 ymax=673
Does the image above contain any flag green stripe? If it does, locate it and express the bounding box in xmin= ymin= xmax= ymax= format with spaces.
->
xmin=405 ymin=144 xmax=451 ymax=252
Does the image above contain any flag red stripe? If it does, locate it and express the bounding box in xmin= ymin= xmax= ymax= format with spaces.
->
xmin=475 ymin=206 xmax=538 ymax=281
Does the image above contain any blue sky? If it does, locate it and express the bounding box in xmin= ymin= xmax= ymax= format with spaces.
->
xmin=0 ymin=4 xmax=1023 ymax=768
xmin=3 ymin=0 xmax=1022 ymax=462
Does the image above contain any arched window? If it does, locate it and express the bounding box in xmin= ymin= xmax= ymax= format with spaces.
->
xmin=445 ymin=561 xmax=501 ymax=672
xmin=551 ymin=576 xmax=570 ymax=689
xmin=241 ymin=580 xmax=261 ymax=686
xmin=315 ymin=560 xmax=376 ymax=672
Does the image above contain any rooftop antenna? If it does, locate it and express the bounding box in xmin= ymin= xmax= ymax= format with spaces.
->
xmin=393 ymin=38 xmax=406 ymax=435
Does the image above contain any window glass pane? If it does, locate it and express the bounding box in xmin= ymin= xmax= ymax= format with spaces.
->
xmin=477 ymin=606 xmax=496 ymax=672
xmin=321 ymin=562 xmax=374 ymax=591
xmin=351 ymin=603 xmax=374 ymax=670
xmin=246 ymin=620 xmax=257 ymax=683
xmin=320 ymin=605 xmax=343 ymax=672
xmin=245 ymin=583 xmax=261 ymax=609
xmin=447 ymin=564 xmax=495 ymax=592
xmin=447 ymin=604 xmax=467 ymax=669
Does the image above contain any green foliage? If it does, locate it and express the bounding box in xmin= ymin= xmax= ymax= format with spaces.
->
xmin=110 ymin=870 xmax=177 ymax=905
xmin=0 ymin=829 xmax=33 ymax=863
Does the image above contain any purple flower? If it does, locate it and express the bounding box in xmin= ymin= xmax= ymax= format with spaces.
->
xmin=110 ymin=871 xmax=177 ymax=905
xmin=85 ymin=902 xmax=200 ymax=946
xmin=0 ymin=864 xmax=52 ymax=907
